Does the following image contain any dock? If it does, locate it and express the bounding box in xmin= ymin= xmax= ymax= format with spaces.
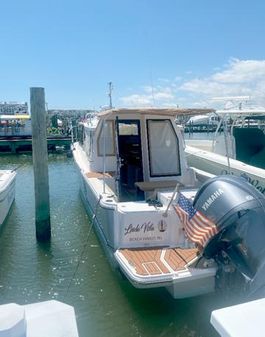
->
xmin=211 ymin=297 xmax=265 ymax=337
xmin=0 ymin=136 xmax=71 ymax=153
xmin=0 ymin=300 xmax=79 ymax=337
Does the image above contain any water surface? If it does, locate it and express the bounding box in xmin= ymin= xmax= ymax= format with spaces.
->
xmin=0 ymin=154 xmax=242 ymax=337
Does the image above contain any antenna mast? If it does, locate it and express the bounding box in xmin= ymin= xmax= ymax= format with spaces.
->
xmin=108 ymin=82 xmax=113 ymax=109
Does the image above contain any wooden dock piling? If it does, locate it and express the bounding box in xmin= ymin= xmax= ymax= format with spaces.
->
xmin=30 ymin=87 xmax=51 ymax=241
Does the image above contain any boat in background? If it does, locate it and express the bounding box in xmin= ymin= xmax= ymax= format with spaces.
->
xmin=185 ymin=146 xmax=265 ymax=194
xmin=184 ymin=98 xmax=265 ymax=194
xmin=0 ymin=170 xmax=16 ymax=226
xmin=185 ymin=113 xmax=220 ymax=132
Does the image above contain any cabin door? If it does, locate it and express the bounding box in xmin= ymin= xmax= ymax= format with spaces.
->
xmin=117 ymin=120 xmax=144 ymax=199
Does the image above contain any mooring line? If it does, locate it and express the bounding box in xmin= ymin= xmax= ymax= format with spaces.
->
xmin=63 ymin=195 xmax=102 ymax=301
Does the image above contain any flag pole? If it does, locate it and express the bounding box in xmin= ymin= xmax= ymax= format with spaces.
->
xmin=163 ymin=183 xmax=179 ymax=217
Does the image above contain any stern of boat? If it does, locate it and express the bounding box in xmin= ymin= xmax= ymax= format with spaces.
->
xmin=115 ymin=246 xmax=216 ymax=298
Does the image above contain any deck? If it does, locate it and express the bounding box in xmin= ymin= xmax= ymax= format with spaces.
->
xmin=117 ymin=247 xmax=199 ymax=276
xmin=85 ymin=171 xmax=115 ymax=179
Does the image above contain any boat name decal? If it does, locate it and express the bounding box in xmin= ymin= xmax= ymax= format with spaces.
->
xmin=124 ymin=222 xmax=155 ymax=236
xmin=202 ymin=188 xmax=224 ymax=211
xmin=221 ymin=170 xmax=265 ymax=195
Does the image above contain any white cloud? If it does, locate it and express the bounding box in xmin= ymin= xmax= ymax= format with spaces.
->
xmin=180 ymin=59 xmax=265 ymax=105
xmin=153 ymin=91 xmax=174 ymax=100
xmin=212 ymin=59 xmax=265 ymax=83
xmin=119 ymin=85 xmax=175 ymax=107
xmin=119 ymin=59 xmax=265 ymax=108
xmin=120 ymin=94 xmax=153 ymax=106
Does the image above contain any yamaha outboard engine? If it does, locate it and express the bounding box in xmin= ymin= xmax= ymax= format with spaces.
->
xmin=194 ymin=175 xmax=265 ymax=285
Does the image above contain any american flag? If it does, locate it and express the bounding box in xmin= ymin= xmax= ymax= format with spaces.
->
xmin=173 ymin=193 xmax=218 ymax=247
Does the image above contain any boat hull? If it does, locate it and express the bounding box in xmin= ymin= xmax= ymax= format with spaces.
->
xmin=185 ymin=146 xmax=265 ymax=195
xmin=0 ymin=170 xmax=16 ymax=226
xmin=78 ymin=169 xmax=118 ymax=268
xmin=74 ymin=161 xmax=217 ymax=298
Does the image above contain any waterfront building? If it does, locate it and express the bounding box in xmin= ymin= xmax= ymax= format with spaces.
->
xmin=0 ymin=102 xmax=29 ymax=115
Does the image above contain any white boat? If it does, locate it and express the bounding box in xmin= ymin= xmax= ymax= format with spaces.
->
xmin=72 ymin=106 xmax=265 ymax=299
xmin=72 ymin=107 xmax=221 ymax=299
xmin=185 ymin=100 xmax=265 ymax=194
xmin=185 ymin=113 xmax=220 ymax=132
xmin=0 ymin=170 xmax=16 ymax=226
xmin=185 ymin=146 xmax=265 ymax=194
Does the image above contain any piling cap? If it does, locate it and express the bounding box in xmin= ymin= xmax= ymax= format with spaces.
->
xmin=0 ymin=303 xmax=26 ymax=337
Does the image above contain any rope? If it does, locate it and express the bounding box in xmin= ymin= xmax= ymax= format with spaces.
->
xmin=11 ymin=164 xmax=23 ymax=172
xmin=63 ymin=194 xmax=102 ymax=300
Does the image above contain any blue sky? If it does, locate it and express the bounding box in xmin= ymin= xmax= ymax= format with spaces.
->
xmin=1 ymin=0 xmax=265 ymax=109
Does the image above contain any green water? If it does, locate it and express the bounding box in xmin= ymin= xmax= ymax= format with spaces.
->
xmin=0 ymin=155 xmax=240 ymax=337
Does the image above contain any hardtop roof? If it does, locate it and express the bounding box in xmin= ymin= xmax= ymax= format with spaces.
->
xmin=97 ymin=107 xmax=215 ymax=118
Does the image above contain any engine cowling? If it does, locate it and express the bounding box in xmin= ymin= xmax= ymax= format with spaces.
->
xmin=193 ymin=175 xmax=265 ymax=280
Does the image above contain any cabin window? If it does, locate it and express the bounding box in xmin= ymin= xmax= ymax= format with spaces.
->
xmin=147 ymin=119 xmax=181 ymax=176
xmin=118 ymin=122 xmax=139 ymax=135
xmin=98 ymin=120 xmax=115 ymax=156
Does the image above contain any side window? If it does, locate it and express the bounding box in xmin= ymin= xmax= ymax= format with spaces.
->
xmin=98 ymin=120 xmax=115 ymax=156
xmin=147 ymin=119 xmax=181 ymax=176
xmin=84 ymin=128 xmax=93 ymax=157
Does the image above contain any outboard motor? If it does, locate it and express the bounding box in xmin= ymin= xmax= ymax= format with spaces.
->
xmin=193 ymin=175 xmax=265 ymax=283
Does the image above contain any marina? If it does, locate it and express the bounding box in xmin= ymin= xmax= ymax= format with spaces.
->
xmin=0 ymin=153 xmax=245 ymax=337
xmin=2 ymin=1 xmax=265 ymax=335
xmin=2 ymin=102 xmax=265 ymax=336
